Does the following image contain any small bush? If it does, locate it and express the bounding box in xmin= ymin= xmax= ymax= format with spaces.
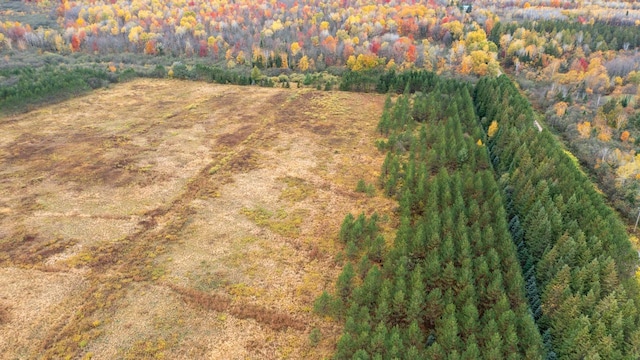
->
xmin=313 ymin=291 xmax=333 ymax=315
xmin=355 ymin=179 xmax=375 ymax=197
xmin=149 ymin=64 xmax=167 ymax=78
xmin=171 ymin=63 xmax=191 ymax=79
xmin=309 ymin=328 xmax=322 ymax=347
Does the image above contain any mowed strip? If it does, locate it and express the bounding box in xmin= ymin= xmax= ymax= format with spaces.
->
xmin=0 ymin=79 xmax=391 ymax=359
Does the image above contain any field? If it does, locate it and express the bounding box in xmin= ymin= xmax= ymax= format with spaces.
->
xmin=0 ymin=79 xmax=393 ymax=359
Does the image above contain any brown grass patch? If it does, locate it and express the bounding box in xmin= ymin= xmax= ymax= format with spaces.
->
xmin=167 ymin=283 xmax=305 ymax=332
xmin=0 ymin=302 xmax=9 ymax=325
xmin=227 ymin=149 xmax=260 ymax=172
xmin=217 ymin=124 xmax=256 ymax=147
xmin=0 ymin=230 xmax=78 ymax=267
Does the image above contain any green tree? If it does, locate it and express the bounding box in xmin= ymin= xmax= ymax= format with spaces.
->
xmin=250 ymin=66 xmax=262 ymax=84
xmin=337 ymin=263 xmax=355 ymax=303
xmin=437 ymin=304 xmax=461 ymax=352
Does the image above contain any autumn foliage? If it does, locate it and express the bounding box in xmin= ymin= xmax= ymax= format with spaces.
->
xmin=621 ymin=130 xmax=630 ymax=142
xmin=0 ymin=0 xmax=500 ymax=75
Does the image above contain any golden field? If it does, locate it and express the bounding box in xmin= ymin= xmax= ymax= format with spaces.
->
xmin=0 ymin=79 xmax=395 ymax=359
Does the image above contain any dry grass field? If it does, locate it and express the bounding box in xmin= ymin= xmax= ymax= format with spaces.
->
xmin=0 ymin=79 xmax=395 ymax=359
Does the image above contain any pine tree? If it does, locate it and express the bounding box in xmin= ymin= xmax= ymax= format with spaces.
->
xmin=600 ymin=258 xmax=619 ymax=295
xmin=525 ymin=204 xmax=552 ymax=260
xmin=437 ymin=304 xmax=461 ymax=352
xmin=462 ymin=335 xmax=481 ymax=360
xmin=387 ymin=326 xmax=404 ymax=359
xmin=424 ymin=288 xmax=444 ymax=328
xmin=406 ymin=320 xmax=424 ymax=348
xmin=459 ymin=298 xmax=480 ymax=337
xmin=375 ymin=280 xmax=392 ymax=323
xmin=335 ymin=332 xmax=357 ymax=359
xmin=339 ymin=214 xmax=355 ymax=243
xmin=337 ymin=263 xmax=355 ymax=302
xmin=368 ymin=234 xmax=386 ymax=264
xmin=424 ymin=341 xmax=446 ymax=360
xmin=370 ymin=321 xmax=388 ymax=356
xmin=407 ymin=266 xmax=424 ymax=322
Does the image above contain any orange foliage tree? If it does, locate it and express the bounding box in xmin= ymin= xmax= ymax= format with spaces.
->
xmin=621 ymin=131 xmax=630 ymax=142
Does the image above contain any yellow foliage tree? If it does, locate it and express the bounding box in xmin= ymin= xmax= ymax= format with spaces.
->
xmin=442 ymin=21 xmax=463 ymax=40
xmin=386 ymin=58 xmax=397 ymax=71
xmin=466 ymin=29 xmax=489 ymax=51
xmin=271 ymin=19 xmax=284 ymax=32
xmin=347 ymin=53 xmax=381 ymax=71
xmin=459 ymin=56 xmax=473 ymax=75
xmin=290 ymin=42 xmax=301 ymax=56
xmin=467 ymin=50 xmax=500 ymax=76
xmin=577 ymin=121 xmax=591 ymax=138
xmin=488 ymin=120 xmax=499 ymax=138
xmin=346 ymin=55 xmax=356 ymax=69
xmin=236 ymin=51 xmax=245 ymax=65
xmin=597 ymin=126 xmax=612 ymax=142
xmin=616 ymin=155 xmax=640 ymax=182
xmin=298 ymin=55 xmax=309 ymax=71
xmin=554 ymin=102 xmax=568 ymax=117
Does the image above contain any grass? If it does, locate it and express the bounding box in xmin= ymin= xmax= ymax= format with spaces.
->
xmin=279 ymin=176 xmax=315 ymax=202
xmin=241 ymin=206 xmax=308 ymax=238
xmin=0 ymin=79 xmax=393 ymax=359
xmin=0 ymin=1 xmax=58 ymax=29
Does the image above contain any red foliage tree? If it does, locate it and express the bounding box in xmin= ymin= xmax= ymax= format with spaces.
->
xmin=370 ymin=40 xmax=381 ymax=55
xmin=199 ymin=40 xmax=208 ymax=57
xmin=71 ymin=34 xmax=81 ymax=52
xmin=406 ymin=44 xmax=417 ymax=63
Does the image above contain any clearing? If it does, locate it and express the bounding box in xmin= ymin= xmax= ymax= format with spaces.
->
xmin=0 ymin=79 xmax=394 ymax=359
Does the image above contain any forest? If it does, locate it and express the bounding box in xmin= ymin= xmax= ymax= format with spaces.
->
xmin=3 ymin=0 xmax=640 ymax=358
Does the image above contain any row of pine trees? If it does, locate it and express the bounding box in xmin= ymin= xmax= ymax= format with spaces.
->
xmin=476 ymin=75 xmax=640 ymax=359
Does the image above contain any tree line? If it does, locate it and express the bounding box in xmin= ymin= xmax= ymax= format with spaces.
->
xmin=491 ymin=20 xmax=640 ymax=55
xmin=0 ymin=63 xmax=272 ymax=114
xmin=0 ymin=66 xmax=115 ymax=113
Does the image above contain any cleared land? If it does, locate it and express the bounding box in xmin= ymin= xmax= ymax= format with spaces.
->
xmin=0 ymin=79 xmax=393 ymax=359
